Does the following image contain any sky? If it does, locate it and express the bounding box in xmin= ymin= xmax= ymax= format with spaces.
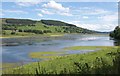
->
xmin=1 ymin=0 xmax=119 ymax=32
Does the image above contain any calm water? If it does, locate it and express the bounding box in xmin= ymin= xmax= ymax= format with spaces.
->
xmin=1 ymin=34 xmax=120 ymax=63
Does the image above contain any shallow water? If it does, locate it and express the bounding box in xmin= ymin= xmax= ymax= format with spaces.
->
xmin=1 ymin=34 xmax=120 ymax=63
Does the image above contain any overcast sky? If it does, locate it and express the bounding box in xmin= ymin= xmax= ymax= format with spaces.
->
xmin=1 ymin=0 xmax=118 ymax=32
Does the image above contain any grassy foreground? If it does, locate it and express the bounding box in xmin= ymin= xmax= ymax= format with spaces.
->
xmin=2 ymin=46 xmax=120 ymax=75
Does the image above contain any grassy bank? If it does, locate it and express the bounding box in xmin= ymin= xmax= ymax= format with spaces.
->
xmin=2 ymin=46 xmax=120 ymax=74
xmin=29 ymin=46 xmax=113 ymax=59
xmin=29 ymin=51 xmax=64 ymax=59
xmin=1 ymin=32 xmax=65 ymax=38
xmin=64 ymin=46 xmax=113 ymax=50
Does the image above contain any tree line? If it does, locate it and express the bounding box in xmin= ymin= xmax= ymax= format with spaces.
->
xmin=41 ymin=20 xmax=76 ymax=27
xmin=5 ymin=19 xmax=36 ymax=25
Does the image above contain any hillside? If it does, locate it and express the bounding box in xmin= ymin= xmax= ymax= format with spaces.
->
xmin=1 ymin=18 xmax=98 ymax=36
xmin=41 ymin=20 xmax=76 ymax=27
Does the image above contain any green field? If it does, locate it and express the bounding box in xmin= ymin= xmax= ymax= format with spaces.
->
xmin=2 ymin=46 xmax=120 ymax=74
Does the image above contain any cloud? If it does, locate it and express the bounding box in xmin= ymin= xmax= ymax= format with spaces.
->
xmin=2 ymin=0 xmax=118 ymax=2
xmin=39 ymin=9 xmax=72 ymax=16
xmin=82 ymin=16 xmax=89 ymax=19
xmin=3 ymin=10 xmax=28 ymax=14
xmin=91 ymin=9 xmax=109 ymax=15
xmin=40 ymin=1 xmax=72 ymax=16
xmin=76 ymin=24 xmax=117 ymax=32
xmin=71 ymin=7 xmax=118 ymax=31
xmin=15 ymin=1 xmax=41 ymax=7
xmin=38 ymin=13 xmax=43 ymax=17
xmin=98 ymin=13 xmax=118 ymax=22
xmin=41 ymin=9 xmax=54 ymax=15
xmin=16 ymin=0 xmax=39 ymax=2
xmin=74 ymin=7 xmax=110 ymax=16
xmin=42 ymin=0 xmax=69 ymax=12
xmin=0 ymin=13 xmax=4 ymax=17
xmin=59 ymin=12 xmax=73 ymax=16
xmin=69 ymin=20 xmax=117 ymax=32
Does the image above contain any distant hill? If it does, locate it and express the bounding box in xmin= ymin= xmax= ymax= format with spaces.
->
xmin=1 ymin=18 xmax=100 ymax=36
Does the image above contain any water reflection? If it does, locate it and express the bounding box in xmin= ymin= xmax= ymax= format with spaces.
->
xmin=114 ymin=40 xmax=120 ymax=46
xmin=2 ymin=34 xmax=119 ymax=63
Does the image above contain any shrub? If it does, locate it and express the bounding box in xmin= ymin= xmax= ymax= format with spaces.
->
xmin=11 ymin=31 xmax=16 ymax=35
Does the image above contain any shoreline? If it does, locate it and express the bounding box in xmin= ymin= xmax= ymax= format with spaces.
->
xmin=0 ymin=33 xmax=65 ymax=39
xmin=0 ymin=33 xmax=109 ymax=39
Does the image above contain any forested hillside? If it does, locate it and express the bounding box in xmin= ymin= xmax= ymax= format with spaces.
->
xmin=110 ymin=26 xmax=120 ymax=40
xmin=41 ymin=20 xmax=75 ymax=27
xmin=1 ymin=18 xmax=98 ymax=36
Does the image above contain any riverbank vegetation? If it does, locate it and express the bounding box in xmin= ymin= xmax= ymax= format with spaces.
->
xmin=110 ymin=26 xmax=120 ymax=40
xmin=29 ymin=51 xmax=64 ymax=59
xmin=2 ymin=46 xmax=120 ymax=75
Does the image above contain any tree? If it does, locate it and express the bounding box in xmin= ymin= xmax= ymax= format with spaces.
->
xmin=110 ymin=26 xmax=120 ymax=40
